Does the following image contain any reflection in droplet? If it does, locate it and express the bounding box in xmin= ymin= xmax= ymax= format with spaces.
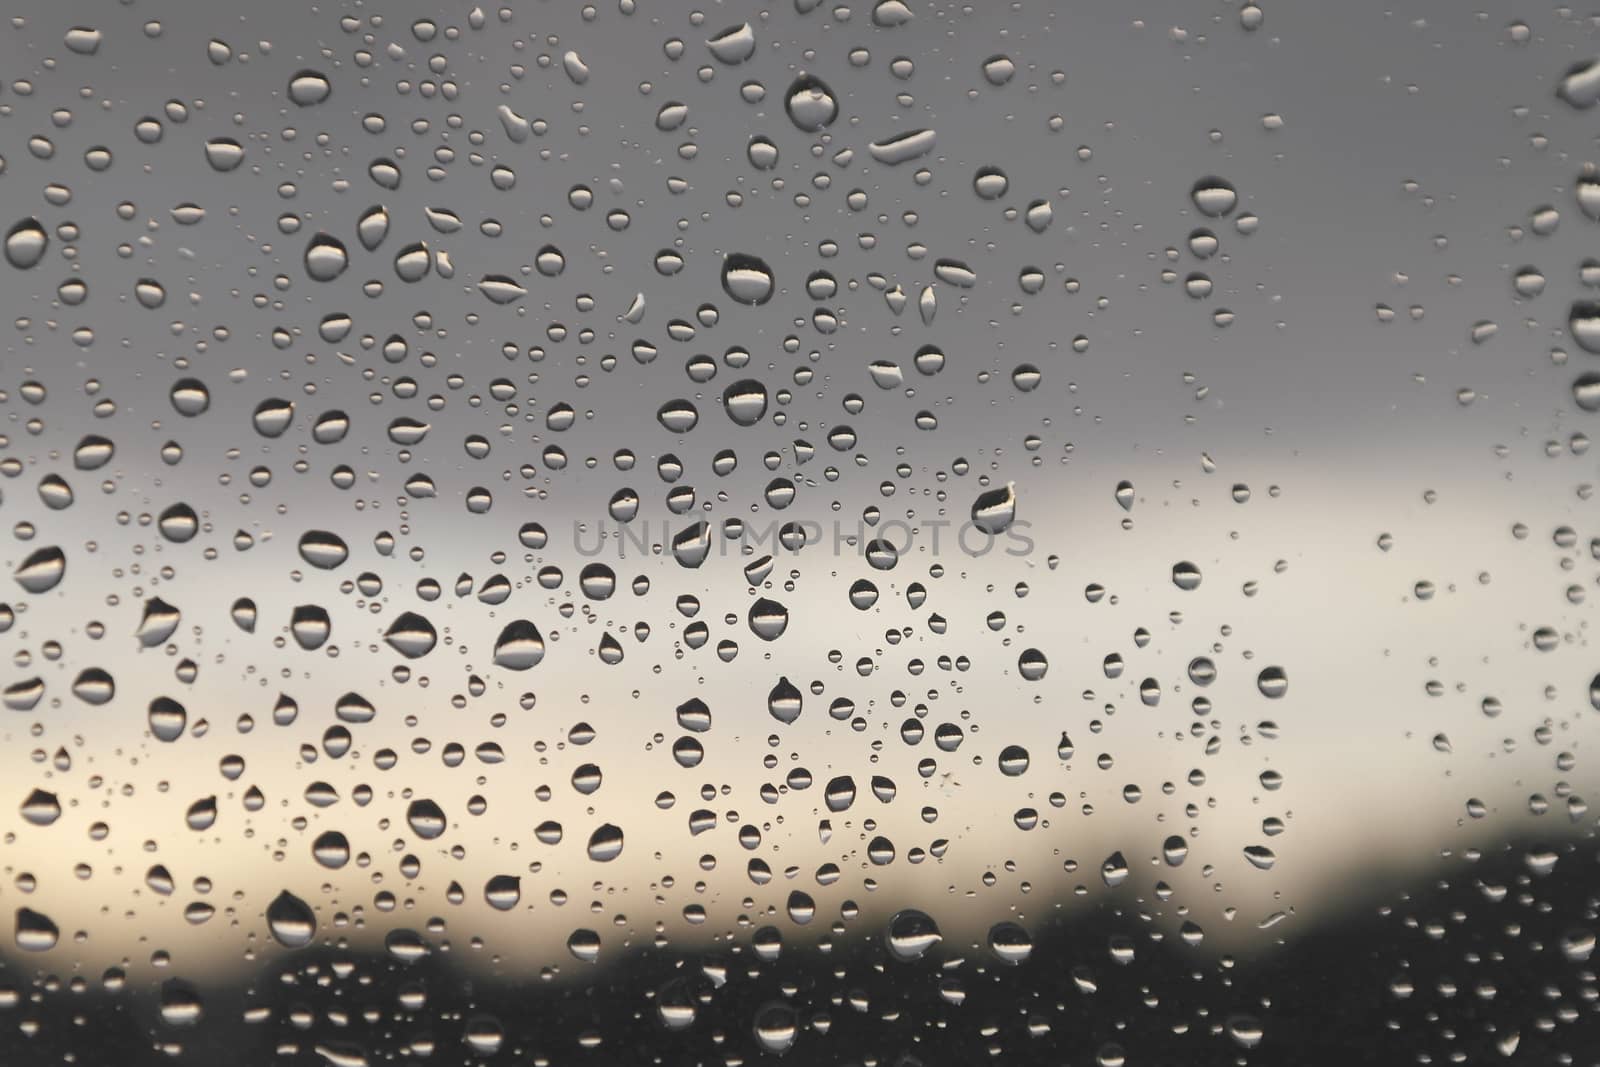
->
xmin=886 ymin=909 xmax=942 ymax=961
xmin=266 ymin=890 xmax=317 ymax=948
xmin=288 ymin=70 xmax=333 ymax=106
xmin=784 ymin=74 xmax=839 ymax=132
xmin=1191 ymin=176 xmax=1239 ymax=217
xmin=5 ymin=218 xmax=49 ymax=269
xmin=721 ymin=253 xmax=775 ymax=306
xmin=587 ymin=823 xmax=624 ymax=862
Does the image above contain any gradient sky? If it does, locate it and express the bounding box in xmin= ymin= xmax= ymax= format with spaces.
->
xmin=0 ymin=0 xmax=1595 ymax=988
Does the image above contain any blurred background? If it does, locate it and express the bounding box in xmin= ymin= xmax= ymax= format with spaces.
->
xmin=0 ymin=0 xmax=1596 ymax=1062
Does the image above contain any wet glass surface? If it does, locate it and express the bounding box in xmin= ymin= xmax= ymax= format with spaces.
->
xmin=1 ymin=2 xmax=1598 ymax=1063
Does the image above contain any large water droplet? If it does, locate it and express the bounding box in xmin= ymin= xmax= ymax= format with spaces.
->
xmin=721 ymin=253 xmax=775 ymax=305
xmin=752 ymin=1001 xmax=798 ymax=1053
xmin=748 ymin=598 xmax=789 ymax=641
xmin=723 ymin=379 xmax=769 ymax=425
xmin=406 ymin=798 xmax=447 ymax=839
xmin=14 ymin=545 xmax=66 ymax=593
xmin=768 ymin=676 xmax=803 ymax=724
xmin=567 ymin=928 xmax=602 ymax=962
xmin=5 ymin=218 xmax=48 ymax=269
xmin=1256 ymin=666 xmax=1288 ymax=698
xmin=706 ymin=22 xmax=757 ymax=64
xmin=784 ymin=74 xmax=839 ymax=132
xmin=988 ymin=921 xmax=1033 ymax=964
xmin=1191 ymin=176 xmax=1238 ymax=217
xmin=266 ymin=890 xmax=317 ymax=948
xmin=20 ymin=789 xmax=61 ymax=826
xmin=385 ymin=612 xmax=438 ymax=658
xmin=288 ymin=70 xmax=332 ymax=106
xmin=304 ymin=233 xmax=349 ymax=282
xmin=493 ymin=619 xmax=545 ymax=670
xmin=1571 ymin=302 xmax=1600 ymax=353
xmin=478 ymin=275 xmax=527 ymax=304
xmin=869 ymin=128 xmax=937 ymax=166
xmin=1558 ymin=58 xmax=1600 ymax=109
xmin=484 ymin=875 xmax=521 ymax=910
xmin=587 ymin=823 xmax=624 ymax=861
xmin=14 ymin=907 xmax=58 ymax=952
xmin=971 ymin=483 xmax=1016 ymax=533
xmin=204 ymin=138 xmax=245 ymax=172
xmin=886 ymin=909 xmax=942 ymax=961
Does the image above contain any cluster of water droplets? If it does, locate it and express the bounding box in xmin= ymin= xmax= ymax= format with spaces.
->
xmin=2 ymin=2 xmax=1598 ymax=1063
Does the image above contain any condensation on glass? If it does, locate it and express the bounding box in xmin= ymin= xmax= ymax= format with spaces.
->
xmin=0 ymin=2 xmax=1596 ymax=1064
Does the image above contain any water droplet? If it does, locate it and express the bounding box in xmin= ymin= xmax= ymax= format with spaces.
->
xmin=997 ymin=745 xmax=1030 ymax=776
xmin=1243 ymin=845 xmax=1277 ymax=870
xmin=768 ymin=676 xmax=803 ymax=724
xmin=747 ymin=135 xmax=780 ymax=170
xmin=1570 ymin=302 xmax=1600 ymax=353
xmin=974 ymin=166 xmax=1009 ymax=200
xmin=484 ymin=875 xmax=521 ymax=911
xmin=721 ymin=253 xmax=775 ymax=305
xmin=288 ymin=70 xmax=332 ymax=106
xmin=988 ymin=921 xmax=1033 ymax=964
xmin=706 ymin=22 xmax=757 ymax=64
xmin=266 ymin=890 xmax=316 ymax=948
xmin=1561 ymin=929 xmax=1596 ymax=961
xmin=14 ymin=545 xmax=66 ymax=593
xmin=385 ymin=612 xmax=438 ymax=658
xmin=983 ymin=54 xmax=1016 ymax=85
xmin=971 ymin=482 xmax=1016 ymax=533
xmin=784 ymin=74 xmax=839 ymax=132
xmin=169 ymin=377 xmax=211 ymax=416
xmin=752 ymin=1002 xmax=799 ymax=1054
xmin=748 ymin=598 xmax=790 ymax=641
xmin=567 ymin=928 xmax=602 ymax=962
xmin=394 ymin=242 xmax=431 ymax=282
xmin=1227 ymin=1015 xmax=1264 ymax=1049
xmin=252 ymin=397 xmax=295 ymax=437
xmin=136 ymin=596 xmax=181 ymax=646
xmin=298 ymin=530 xmax=349 ymax=570
xmin=204 ymin=138 xmax=245 ymax=172
xmin=5 ymin=218 xmax=48 ymax=269
xmin=886 ymin=909 xmax=941 ymax=961
xmin=657 ymin=399 xmax=700 ymax=433
xmin=14 ymin=908 xmax=58 ymax=952
xmin=1574 ymin=373 xmax=1600 ymax=412
xmin=20 ymin=789 xmax=61 ymax=826
xmin=1558 ymin=58 xmax=1600 ymax=109
xmin=1256 ymin=666 xmax=1288 ymax=698
xmin=657 ymin=978 xmax=699 ymax=1030
xmin=869 ymin=128 xmax=937 ymax=166
xmin=63 ymin=27 xmax=102 ymax=55
xmin=723 ymin=379 xmax=769 ymax=425
xmin=159 ymin=979 xmax=203 ymax=1026
xmin=478 ymin=275 xmax=527 ymax=304
xmin=304 ymin=233 xmax=349 ymax=281
xmin=406 ymin=799 xmax=447 ymax=839
xmin=1191 ymin=176 xmax=1238 ymax=217
xmin=313 ymin=831 xmax=350 ymax=869
xmin=1163 ymin=835 xmax=1190 ymax=866
xmin=186 ymin=795 xmax=218 ymax=830
xmin=1018 ymin=648 xmax=1048 ymax=681
xmin=492 ymin=619 xmax=545 ymax=670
